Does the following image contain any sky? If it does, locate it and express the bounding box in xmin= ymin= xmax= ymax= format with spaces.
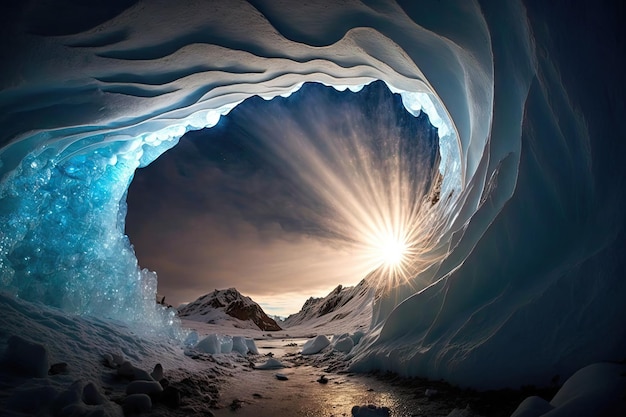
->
xmin=125 ymin=81 xmax=440 ymax=316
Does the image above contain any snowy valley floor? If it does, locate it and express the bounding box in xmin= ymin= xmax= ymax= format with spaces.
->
xmin=1 ymin=294 xmax=623 ymax=416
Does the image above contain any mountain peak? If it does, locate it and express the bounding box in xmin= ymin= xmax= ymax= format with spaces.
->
xmin=179 ymin=288 xmax=281 ymax=331
xmin=283 ymin=280 xmax=373 ymax=331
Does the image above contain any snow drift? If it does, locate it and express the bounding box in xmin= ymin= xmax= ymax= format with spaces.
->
xmin=0 ymin=0 xmax=624 ymax=389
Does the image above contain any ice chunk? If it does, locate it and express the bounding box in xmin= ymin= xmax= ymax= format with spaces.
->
xmin=232 ymin=336 xmax=249 ymax=355
xmin=194 ymin=334 xmax=234 ymax=354
xmin=301 ymin=335 xmax=330 ymax=355
xmin=245 ymin=338 xmax=259 ymax=355
xmin=333 ymin=335 xmax=355 ymax=353
xmin=184 ymin=331 xmax=199 ymax=347
xmin=350 ymin=331 xmax=365 ymax=346
xmin=219 ymin=335 xmax=233 ymax=354
xmin=195 ymin=334 xmax=220 ymax=354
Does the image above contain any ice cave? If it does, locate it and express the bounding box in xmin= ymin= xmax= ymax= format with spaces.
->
xmin=1 ymin=0 xmax=625 ymax=398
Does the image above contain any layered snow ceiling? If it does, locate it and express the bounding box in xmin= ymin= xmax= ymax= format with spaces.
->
xmin=1 ymin=0 xmax=624 ymax=389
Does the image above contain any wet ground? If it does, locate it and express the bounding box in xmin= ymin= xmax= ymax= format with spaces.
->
xmin=206 ymin=338 xmax=556 ymax=417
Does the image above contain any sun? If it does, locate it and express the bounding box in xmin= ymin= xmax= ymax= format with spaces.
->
xmin=379 ymin=236 xmax=407 ymax=267
xmin=374 ymin=233 xmax=409 ymax=271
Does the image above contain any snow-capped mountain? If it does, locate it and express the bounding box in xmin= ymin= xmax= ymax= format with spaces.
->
xmin=283 ymin=280 xmax=374 ymax=333
xmin=178 ymin=288 xmax=281 ymax=331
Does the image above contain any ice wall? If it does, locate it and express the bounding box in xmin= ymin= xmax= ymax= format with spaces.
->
xmin=351 ymin=0 xmax=626 ymax=389
xmin=0 ymin=0 xmax=624 ymax=388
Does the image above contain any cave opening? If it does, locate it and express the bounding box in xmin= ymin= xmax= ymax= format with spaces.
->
xmin=125 ymin=80 xmax=453 ymax=317
xmin=0 ymin=75 xmax=462 ymax=332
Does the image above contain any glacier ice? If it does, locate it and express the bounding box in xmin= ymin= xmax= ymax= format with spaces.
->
xmin=0 ymin=0 xmax=624 ymax=390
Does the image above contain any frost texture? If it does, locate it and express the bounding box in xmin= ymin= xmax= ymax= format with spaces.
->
xmin=0 ymin=0 xmax=624 ymax=388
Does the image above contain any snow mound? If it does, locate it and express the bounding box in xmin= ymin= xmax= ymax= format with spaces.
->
xmin=256 ymin=358 xmax=287 ymax=370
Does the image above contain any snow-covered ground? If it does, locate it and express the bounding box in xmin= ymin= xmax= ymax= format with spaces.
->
xmin=3 ymin=292 xmax=625 ymax=416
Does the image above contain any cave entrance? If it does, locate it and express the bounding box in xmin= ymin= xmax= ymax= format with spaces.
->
xmin=125 ymin=80 xmax=448 ymax=317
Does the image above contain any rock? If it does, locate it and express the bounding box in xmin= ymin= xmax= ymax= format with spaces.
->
xmin=425 ymin=388 xmax=438 ymax=398
xmin=103 ymin=354 xmax=116 ymax=369
xmin=82 ymin=382 xmax=105 ymax=405
xmin=160 ymin=386 xmax=181 ymax=408
xmin=230 ymin=399 xmax=244 ymax=410
xmin=52 ymin=380 xmax=83 ymax=415
xmin=49 ymin=362 xmax=68 ymax=375
xmin=151 ymin=363 xmax=163 ymax=381
xmin=117 ymin=361 xmax=153 ymax=381
xmin=111 ymin=353 xmax=125 ymax=367
xmin=123 ymin=394 xmax=152 ymax=414
xmin=317 ymin=375 xmax=329 ymax=384
xmin=275 ymin=373 xmax=289 ymax=381
xmin=351 ymin=404 xmax=391 ymax=416
xmin=117 ymin=362 xmax=135 ymax=379
xmin=4 ymin=335 xmax=49 ymax=378
xmin=126 ymin=380 xmax=164 ymax=396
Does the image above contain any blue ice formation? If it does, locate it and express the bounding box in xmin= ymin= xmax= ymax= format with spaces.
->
xmin=0 ymin=0 xmax=624 ymax=389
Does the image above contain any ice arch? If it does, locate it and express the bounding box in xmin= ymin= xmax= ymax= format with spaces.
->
xmin=1 ymin=0 xmax=624 ymax=389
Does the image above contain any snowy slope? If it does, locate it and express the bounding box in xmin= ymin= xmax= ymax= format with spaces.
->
xmin=178 ymin=288 xmax=281 ymax=331
xmin=283 ymin=280 xmax=374 ymax=335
